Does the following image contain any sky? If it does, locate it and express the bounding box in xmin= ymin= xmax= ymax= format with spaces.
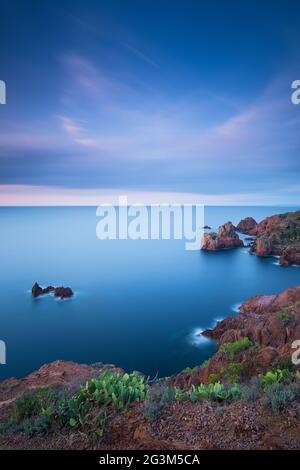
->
xmin=0 ymin=0 xmax=300 ymax=205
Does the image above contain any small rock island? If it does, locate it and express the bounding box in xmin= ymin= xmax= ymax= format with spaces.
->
xmin=32 ymin=282 xmax=74 ymax=299
xmin=201 ymin=221 xmax=244 ymax=251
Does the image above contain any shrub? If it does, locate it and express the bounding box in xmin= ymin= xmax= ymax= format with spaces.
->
xmin=262 ymin=383 xmax=300 ymax=414
xmin=22 ymin=414 xmax=51 ymax=437
xmin=208 ymin=373 xmax=219 ymax=384
xmin=259 ymin=369 xmax=292 ymax=387
xmin=59 ymin=370 xmax=149 ymax=429
xmin=240 ymin=377 xmax=262 ymax=402
xmin=183 ymin=367 xmax=194 ymax=373
xmin=200 ymin=359 xmax=210 ymax=369
xmin=81 ymin=371 xmax=149 ymax=410
xmin=225 ymin=363 xmax=244 ymax=384
xmin=220 ymin=337 xmax=252 ymax=359
xmin=11 ymin=387 xmax=58 ymax=423
xmin=143 ymin=384 xmax=174 ymax=422
xmin=229 ymin=384 xmax=242 ymax=401
xmin=174 ymin=382 xmax=240 ymax=403
xmin=276 ymin=310 xmax=292 ymax=325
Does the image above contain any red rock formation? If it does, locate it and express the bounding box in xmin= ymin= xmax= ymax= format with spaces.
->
xmin=236 ymin=217 xmax=258 ymax=235
xmin=0 ymin=360 xmax=123 ymax=405
xmin=250 ymin=211 xmax=300 ymax=266
xmin=201 ymin=221 xmax=244 ymax=251
xmin=31 ymin=283 xmax=73 ymax=299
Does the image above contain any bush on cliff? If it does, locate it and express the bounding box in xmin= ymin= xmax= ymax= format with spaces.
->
xmin=220 ymin=337 xmax=253 ymax=359
xmin=262 ymin=382 xmax=300 ymax=414
xmin=240 ymin=377 xmax=262 ymax=402
xmin=143 ymin=383 xmax=174 ymax=422
xmin=276 ymin=310 xmax=293 ymax=325
xmin=11 ymin=387 xmax=58 ymax=423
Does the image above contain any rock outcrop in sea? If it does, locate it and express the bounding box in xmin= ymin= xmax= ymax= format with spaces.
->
xmin=236 ymin=216 xmax=258 ymax=235
xmin=32 ymin=282 xmax=74 ymax=299
xmin=201 ymin=221 xmax=244 ymax=251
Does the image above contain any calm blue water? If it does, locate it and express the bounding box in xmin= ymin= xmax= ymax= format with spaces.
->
xmin=0 ymin=206 xmax=299 ymax=381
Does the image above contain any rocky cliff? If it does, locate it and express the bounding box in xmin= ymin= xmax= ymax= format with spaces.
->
xmin=248 ymin=211 xmax=300 ymax=266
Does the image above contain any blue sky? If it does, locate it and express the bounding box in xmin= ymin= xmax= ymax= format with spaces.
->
xmin=0 ymin=0 xmax=300 ymax=205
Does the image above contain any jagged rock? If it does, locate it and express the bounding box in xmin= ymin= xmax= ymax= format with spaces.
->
xmin=280 ymin=246 xmax=300 ymax=267
xmin=54 ymin=286 xmax=73 ymax=299
xmin=31 ymin=283 xmax=73 ymax=299
xmin=240 ymin=285 xmax=300 ymax=314
xmin=32 ymin=282 xmax=43 ymax=297
xmin=201 ymin=221 xmax=244 ymax=251
xmin=236 ymin=217 xmax=258 ymax=235
xmin=198 ymin=286 xmax=300 ymax=380
xmin=251 ymin=211 xmax=300 ymax=266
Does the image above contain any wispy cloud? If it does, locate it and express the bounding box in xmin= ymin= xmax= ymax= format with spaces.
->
xmin=122 ymin=42 xmax=159 ymax=68
xmin=1 ymin=184 xmax=299 ymax=206
xmin=59 ymin=116 xmax=84 ymax=135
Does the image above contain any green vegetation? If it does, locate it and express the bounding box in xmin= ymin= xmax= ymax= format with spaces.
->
xmin=262 ymin=383 xmax=300 ymax=414
xmin=208 ymin=373 xmax=219 ymax=384
xmin=1 ymin=371 xmax=149 ymax=439
xmin=59 ymin=370 xmax=149 ymax=429
xmin=143 ymin=384 xmax=174 ymax=422
xmin=11 ymin=387 xmax=58 ymax=423
xmin=174 ymin=382 xmax=241 ymax=402
xmin=259 ymin=369 xmax=292 ymax=387
xmin=286 ymin=212 xmax=300 ymax=221
xmin=240 ymin=377 xmax=262 ymax=402
xmin=200 ymin=359 xmax=210 ymax=369
xmin=77 ymin=371 xmax=148 ymax=411
xmin=276 ymin=310 xmax=293 ymax=325
xmin=225 ymin=363 xmax=244 ymax=384
xmin=1 ymin=366 xmax=300 ymax=439
xmin=220 ymin=337 xmax=253 ymax=359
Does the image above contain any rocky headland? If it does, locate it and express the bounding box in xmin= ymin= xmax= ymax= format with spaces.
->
xmin=242 ymin=210 xmax=300 ymax=266
xmin=202 ymin=210 xmax=300 ymax=266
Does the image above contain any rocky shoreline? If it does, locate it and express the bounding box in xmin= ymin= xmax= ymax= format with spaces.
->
xmin=201 ymin=209 xmax=300 ymax=267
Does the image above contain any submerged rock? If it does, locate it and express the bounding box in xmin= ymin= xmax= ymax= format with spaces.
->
xmin=31 ymin=282 xmax=73 ymax=299
xmin=201 ymin=221 xmax=244 ymax=251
